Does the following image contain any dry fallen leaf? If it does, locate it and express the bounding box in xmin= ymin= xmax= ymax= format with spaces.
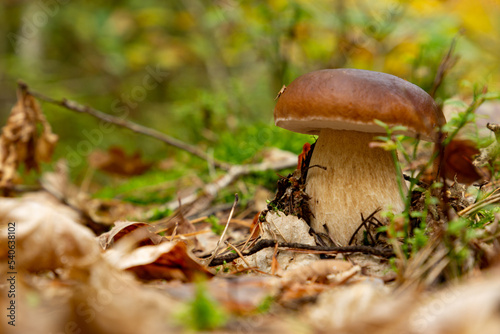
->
xmin=98 ymin=221 xmax=163 ymax=250
xmin=306 ymin=279 xmax=406 ymax=333
xmin=239 ymin=211 xmax=319 ymax=273
xmin=0 ymin=244 xmax=179 ymax=334
xmin=443 ymin=139 xmax=490 ymax=184
xmin=0 ymin=86 xmax=58 ymax=188
xmin=0 ymin=192 xmax=98 ymax=272
xmin=407 ymin=271 xmax=500 ymax=334
xmin=88 ymin=146 xmax=153 ymax=176
xmin=0 ymin=191 xmax=180 ymax=334
xmin=105 ymin=241 xmax=213 ymax=282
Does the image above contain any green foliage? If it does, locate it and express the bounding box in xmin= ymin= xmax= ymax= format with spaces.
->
xmin=3 ymin=0 xmax=500 ymax=166
xmin=408 ymin=223 xmax=429 ymax=252
xmin=214 ymin=123 xmax=311 ymax=165
xmin=375 ymin=91 xmax=500 ymax=278
xmin=93 ymin=168 xmax=188 ymax=204
xmin=256 ymin=295 xmax=274 ymax=314
xmin=207 ymin=215 xmax=224 ymax=235
xmin=175 ymin=278 xmax=228 ymax=331
xmin=148 ymin=206 xmax=173 ymax=222
xmin=475 ymin=206 xmax=500 ymax=228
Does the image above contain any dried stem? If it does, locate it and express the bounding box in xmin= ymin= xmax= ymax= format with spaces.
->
xmin=206 ymin=193 xmax=239 ymax=265
xmin=225 ymin=240 xmax=252 ymax=269
xmin=429 ymin=31 xmax=461 ymax=98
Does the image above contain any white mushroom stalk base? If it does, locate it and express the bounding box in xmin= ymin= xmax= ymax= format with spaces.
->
xmin=306 ymin=129 xmax=406 ymax=246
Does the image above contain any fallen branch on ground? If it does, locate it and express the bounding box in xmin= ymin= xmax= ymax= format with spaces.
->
xmin=161 ymin=151 xmax=297 ymax=212
xmin=207 ymin=239 xmax=394 ymax=266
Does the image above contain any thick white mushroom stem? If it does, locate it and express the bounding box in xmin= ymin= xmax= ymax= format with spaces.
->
xmin=306 ymin=129 xmax=406 ymax=246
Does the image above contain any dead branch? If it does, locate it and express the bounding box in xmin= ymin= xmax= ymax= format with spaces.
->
xmin=159 ymin=151 xmax=297 ymax=212
xmin=207 ymin=239 xmax=394 ymax=266
xmin=19 ymin=81 xmax=232 ymax=170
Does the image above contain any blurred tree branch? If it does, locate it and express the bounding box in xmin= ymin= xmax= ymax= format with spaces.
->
xmin=20 ymin=81 xmax=233 ymax=170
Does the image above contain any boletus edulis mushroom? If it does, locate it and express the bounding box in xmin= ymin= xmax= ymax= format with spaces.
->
xmin=274 ymin=69 xmax=445 ymax=245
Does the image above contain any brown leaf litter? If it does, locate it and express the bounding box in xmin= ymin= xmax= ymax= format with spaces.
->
xmin=0 ymin=84 xmax=58 ymax=190
xmin=88 ymin=146 xmax=153 ymax=176
xmin=0 ymin=193 xmax=180 ymax=334
xmin=105 ymin=240 xmax=212 ymax=282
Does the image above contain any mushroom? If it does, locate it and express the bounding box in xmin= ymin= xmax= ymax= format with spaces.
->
xmin=274 ymin=69 xmax=445 ymax=245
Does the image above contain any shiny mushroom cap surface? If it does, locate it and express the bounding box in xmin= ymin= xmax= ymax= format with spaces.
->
xmin=274 ymin=68 xmax=445 ymax=141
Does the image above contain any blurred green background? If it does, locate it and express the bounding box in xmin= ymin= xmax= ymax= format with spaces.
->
xmin=0 ymin=0 xmax=499 ymax=203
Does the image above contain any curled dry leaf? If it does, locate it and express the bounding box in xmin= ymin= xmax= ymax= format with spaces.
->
xmin=0 ymin=86 xmax=58 ymax=188
xmin=98 ymin=221 xmax=163 ymax=250
xmin=0 ymin=192 xmax=99 ymax=272
xmin=0 ymin=247 xmax=178 ymax=334
xmin=105 ymin=241 xmax=213 ymax=282
xmin=239 ymin=211 xmax=319 ymax=273
xmin=443 ymin=139 xmax=490 ymax=184
xmin=0 ymin=193 xmax=180 ymax=334
xmin=88 ymin=146 xmax=153 ymax=176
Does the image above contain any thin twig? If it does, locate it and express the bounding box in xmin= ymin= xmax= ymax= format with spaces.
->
xmin=271 ymin=241 xmax=280 ymax=275
xmin=403 ymin=173 xmax=429 ymax=189
xmin=429 ymin=31 xmax=462 ymax=98
xmin=19 ymin=81 xmax=232 ymax=170
xmin=160 ymin=153 xmax=297 ymax=212
xmin=241 ymin=222 xmax=260 ymax=252
xmin=458 ymin=193 xmax=500 ymax=217
xmin=207 ymin=239 xmax=394 ymax=266
xmin=207 ymin=194 xmax=239 ymax=264
xmin=348 ymin=208 xmax=381 ymax=245
xmin=225 ymin=240 xmax=252 ymax=269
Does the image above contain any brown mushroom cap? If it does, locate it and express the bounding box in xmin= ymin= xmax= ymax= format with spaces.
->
xmin=274 ymin=69 xmax=445 ymax=141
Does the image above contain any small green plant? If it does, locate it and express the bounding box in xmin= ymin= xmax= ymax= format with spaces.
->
xmin=373 ymin=119 xmax=422 ymax=244
xmin=374 ymin=85 xmax=500 ymax=281
xmin=175 ymin=278 xmax=228 ymax=331
xmin=256 ymin=295 xmax=274 ymax=314
xmin=207 ymin=215 xmax=224 ymax=235
xmin=148 ymin=206 xmax=173 ymax=222
xmin=214 ymin=260 xmax=231 ymax=274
